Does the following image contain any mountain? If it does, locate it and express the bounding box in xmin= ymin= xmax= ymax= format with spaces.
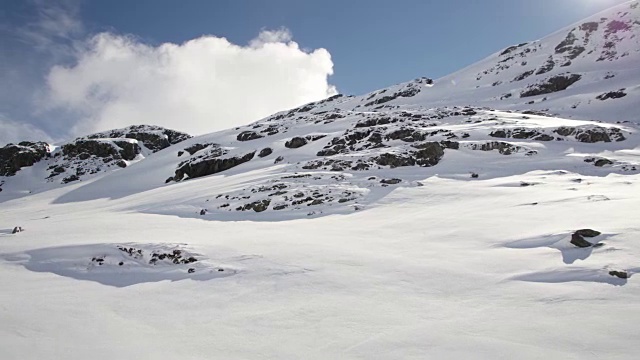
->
xmin=1 ymin=3 xmax=640 ymax=359
xmin=2 ymin=2 xmax=639 ymax=211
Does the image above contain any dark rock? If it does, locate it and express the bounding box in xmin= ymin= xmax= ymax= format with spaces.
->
xmin=184 ymin=143 xmax=209 ymax=155
xmin=533 ymin=134 xmax=555 ymax=141
xmin=274 ymin=156 xmax=284 ymax=164
xmin=513 ymin=70 xmax=535 ymax=82
xmin=469 ymin=142 xmax=529 ymax=156
xmin=521 ymin=74 xmax=582 ymax=97
xmin=376 ymin=153 xmax=416 ymax=168
xmin=594 ymin=158 xmax=613 ymax=167
xmin=62 ymin=175 xmax=80 ymax=184
xmin=240 ymin=199 xmax=271 ymax=212
xmin=554 ymin=126 xmax=624 ymax=143
xmin=570 ymin=233 xmax=593 ymax=248
xmin=489 ymin=130 xmax=508 ymax=138
xmin=575 ymin=229 xmax=601 ymax=238
xmin=258 ymin=148 xmax=273 ymax=158
xmin=596 ymin=89 xmax=627 ymax=100
xmin=608 ymin=270 xmax=628 ymax=279
xmin=188 ymin=268 xmax=195 ymax=274
xmin=380 ymin=178 xmax=402 ymax=185
xmin=200 ymin=209 xmax=207 ymax=216
xmin=439 ymin=140 xmax=460 ymax=150
xmin=113 ymin=141 xmax=141 ymax=161
xmin=386 ymin=128 xmax=427 ymax=142
xmin=0 ymin=141 xmax=50 ymax=176
xmin=86 ymin=125 xmax=191 ymax=152
xmin=285 ymin=137 xmax=308 ymax=149
xmin=536 ymin=57 xmax=556 ymax=75
xmin=174 ymin=151 xmax=255 ymax=181
xmin=412 ymin=142 xmax=444 ymax=166
xmin=11 ymin=226 xmax=23 ymax=234
xmin=62 ymin=139 xmax=141 ymax=161
xmin=471 ymin=173 xmax=479 ymax=179
xmin=237 ymin=131 xmax=263 ymax=142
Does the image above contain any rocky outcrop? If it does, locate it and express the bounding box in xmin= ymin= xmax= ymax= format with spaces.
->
xmin=489 ymin=128 xmax=555 ymax=141
xmin=285 ymin=137 xmax=308 ymax=149
xmin=596 ymin=89 xmax=627 ymax=100
xmin=237 ymin=131 xmax=264 ymax=142
xmin=173 ymin=151 xmax=256 ymax=181
xmin=553 ymin=126 xmax=625 ymax=142
xmin=62 ymin=140 xmax=141 ymax=161
xmin=570 ymin=229 xmax=601 ymax=248
xmin=376 ymin=142 xmax=444 ymax=168
xmin=520 ymin=74 xmax=582 ymax=97
xmin=0 ymin=142 xmax=49 ymax=176
xmin=86 ymin=125 xmax=191 ymax=152
xmin=468 ymin=142 xmax=536 ymax=156
xmin=258 ymin=148 xmax=273 ymax=158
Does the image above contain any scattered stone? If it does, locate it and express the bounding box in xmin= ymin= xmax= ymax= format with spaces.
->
xmin=609 ymin=270 xmax=628 ymax=279
xmin=594 ymin=158 xmax=614 ymax=167
xmin=188 ymin=268 xmax=195 ymax=274
xmin=570 ymin=233 xmax=594 ymax=248
xmin=575 ymin=229 xmax=601 ymax=238
xmin=237 ymin=131 xmax=263 ymax=142
xmin=596 ymin=89 xmax=627 ymax=100
xmin=285 ymin=137 xmax=308 ymax=149
xmin=380 ymin=178 xmax=402 ymax=185
xmin=258 ymin=148 xmax=273 ymax=158
xmin=11 ymin=226 xmax=24 ymax=234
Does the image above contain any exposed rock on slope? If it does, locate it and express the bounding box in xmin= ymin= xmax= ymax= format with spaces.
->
xmin=0 ymin=142 xmax=50 ymax=176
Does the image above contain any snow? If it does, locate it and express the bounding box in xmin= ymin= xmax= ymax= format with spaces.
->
xmin=1 ymin=1 xmax=640 ymax=358
xmin=1 ymin=170 xmax=639 ymax=359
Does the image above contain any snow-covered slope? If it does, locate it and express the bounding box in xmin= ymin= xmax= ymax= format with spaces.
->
xmin=1 ymin=3 xmax=640 ymax=359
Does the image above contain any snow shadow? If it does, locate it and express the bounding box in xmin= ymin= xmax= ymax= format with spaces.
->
xmin=0 ymin=228 xmax=16 ymax=236
xmin=512 ymin=268 xmax=629 ymax=287
xmin=503 ymin=232 xmax=616 ymax=265
xmin=0 ymin=243 xmax=236 ymax=287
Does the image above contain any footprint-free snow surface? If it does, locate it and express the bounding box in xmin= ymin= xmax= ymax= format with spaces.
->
xmin=1 ymin=2 xmax=640 ymax=359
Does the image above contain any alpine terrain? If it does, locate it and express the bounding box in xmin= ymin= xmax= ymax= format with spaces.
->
xmin=1 ymin=2 xmax=640 ymax=359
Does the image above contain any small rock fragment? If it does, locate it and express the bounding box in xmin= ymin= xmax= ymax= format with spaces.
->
xmin=608 ymin=270 xmax=628 ymax=279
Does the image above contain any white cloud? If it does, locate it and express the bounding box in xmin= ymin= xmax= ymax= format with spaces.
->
xmin=0 ymin=115 xmax=53 ymax=146
xmin=43 ymin=29 xmax=337 ymax=137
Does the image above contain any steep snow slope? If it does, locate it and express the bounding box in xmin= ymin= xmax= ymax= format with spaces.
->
xmin=334 ymin=1 xmax=640 ymax=122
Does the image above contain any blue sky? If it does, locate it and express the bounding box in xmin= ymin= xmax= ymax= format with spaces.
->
xmin=0 ymin=0 xmax=630 ymax=143
xmin=80 ymin=0 xmax=629 ymax=94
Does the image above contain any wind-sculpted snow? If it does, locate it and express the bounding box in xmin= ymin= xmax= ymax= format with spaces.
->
xmin=1 ymin=243 xmax=234 ymax=287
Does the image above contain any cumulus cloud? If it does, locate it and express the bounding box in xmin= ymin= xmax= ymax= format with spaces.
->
xmin=42 ymin=28 xmax=337 ymax=137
